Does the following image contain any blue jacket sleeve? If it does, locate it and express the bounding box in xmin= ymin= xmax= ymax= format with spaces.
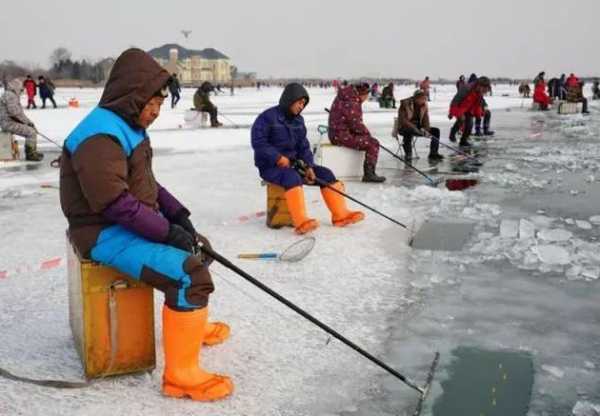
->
xmin=296 ymin=122 xmax=314 ymax=167
xmin=251 ymin=113 xmax=281 ymax=167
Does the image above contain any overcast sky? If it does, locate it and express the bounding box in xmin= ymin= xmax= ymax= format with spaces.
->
xmin=0 ymin=0 xmax=597 ymax=79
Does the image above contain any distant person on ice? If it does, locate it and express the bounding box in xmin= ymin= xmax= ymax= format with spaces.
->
xmin=328 ymin=82 xmax=386 ymax=183
xmin=0 ymin=78 xmax=44 ymax=161
xmin=592 ymin=80 xmax=600 ymax=100
xmin=456 ymin=75 xmax=466 ymax=91
xmin=474 ymin=98 xmax=494 ymax=136
xmin=59 ymin=48 xmax=233 ymax=402
xmin=379 ymin=82 xmax=396 ymax=108
xmin=533 ymin=73 xmax=552 ymax=111
xmin=169 ymin=73 xmax=181 ymax=109
xmin=448 ymin=76 xmax=492 ymax=147
xmin=398 ymin=89 xmax=444 ymax=162
xmin=565 ymin=79 xmax=589 ymax=114
xmin=193 ymin=81 xmax=222 ymax=127
xmin=251 ymin=83 xmax=364 ymax=234
xmin=38 ymin=76 xmax=57 ymax=109
xmin=23 ymin=75 xmax=37 ymax=109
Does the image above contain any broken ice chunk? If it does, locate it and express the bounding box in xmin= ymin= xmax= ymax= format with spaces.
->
xmin=535 ymin=245 xmax=570 ymax=265
xmin=541 ymin=365 xmax=565 ymax=378
xmin=538 ymin=228 xmax=573 ymax=242
xmin=519 ymin=219 xmax=535 ymax=239
xmin=530 ymin=215 xmax=555 ymax=229
xmin=500 ymin=220 xmax=519 ymax=238
xmin=589 ymin=215 xmax=600 ymax=225
xmin=576 ymin=220 xmax=593 ymax=230
xmin=572 ymin=401 xmax=600 ymax=416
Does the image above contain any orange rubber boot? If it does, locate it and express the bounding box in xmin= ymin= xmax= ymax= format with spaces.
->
xmin=162 ymin=306 xmax=233 ymax=401
xmin=321 ymin=182 xmax=365 ymax=227
xmin=203 ymin=321 xmax=230 ymax=346
xmin=284 ymin=186 xmax=319 ymax=234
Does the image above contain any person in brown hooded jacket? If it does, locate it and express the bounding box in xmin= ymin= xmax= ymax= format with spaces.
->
xmin=59 ymin=48 xmax=233 ymax=402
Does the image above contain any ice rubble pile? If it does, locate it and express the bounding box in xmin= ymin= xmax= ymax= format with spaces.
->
xmin=438 ymin=202 xmax=600 ymax=281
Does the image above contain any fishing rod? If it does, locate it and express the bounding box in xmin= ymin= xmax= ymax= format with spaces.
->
xmin=198 ymin=243 xmax=440 ymax=413
xmin=293 ymin=160 xmax=408 ymax=229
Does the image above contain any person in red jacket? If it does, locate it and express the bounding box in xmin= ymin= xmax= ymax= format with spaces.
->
xmin=533 ymin=75 xmax=552 ymax=110
xmin=448 ymin=76 xmax=491 ymax=147
xmin=565 ymin=73 xmax=580 ymax=89
xmin=23 ymin=75 xmax=37 ymax=109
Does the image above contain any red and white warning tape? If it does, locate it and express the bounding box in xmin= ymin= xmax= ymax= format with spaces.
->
xmin=0 ymin=256 xmax=63 ymax=280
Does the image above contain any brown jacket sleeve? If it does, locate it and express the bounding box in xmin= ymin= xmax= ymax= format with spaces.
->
xmin=398 ymin=100 xmax=417 ymax=132
xmin=71 ymin=135 xmax=129 ymax=213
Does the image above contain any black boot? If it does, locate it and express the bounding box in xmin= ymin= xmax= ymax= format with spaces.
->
xmin=428 ymin=153 xmax=444 ymax=161
xmin=25 ymin=145 xmax=44 ymax=162
xmin=449 ymin=124 xmax=459 ymax=143
xmin=474 ymin=126 xmax=483 ymax=137
xmin=362 ymin=162 xmax=386 ymax=183
xmin=402 ymin=140 xmax=412 ymax=162
xmin=459 ymin=137 xmax=472 ymax=148
xmin=483 ymin=128 xmax=495 ymax=136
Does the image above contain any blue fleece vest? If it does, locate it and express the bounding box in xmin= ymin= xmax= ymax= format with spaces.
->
xmin=65 ymin=107 xmax=146 ymax=156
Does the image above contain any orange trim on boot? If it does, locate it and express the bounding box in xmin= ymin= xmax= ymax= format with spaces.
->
xmin=162 ymin=306 xmax=233 ymax=401
xmin=321 ymin=182 xmax=365 ymax=227
xmin=284 ymin=186 xmax=319 ymax=234
xmin=204 ymin=322 xmax=230 ymax=346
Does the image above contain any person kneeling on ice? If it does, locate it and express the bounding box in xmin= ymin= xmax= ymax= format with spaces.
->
xmin=328 ymin=82 xmax=386 ymax=183
xmin=59 ymin=49 xmax=233 ymax=402
xmin=251 ymin=83 xmax=364 ymax=234
xmin=448 ymin=76 xmax=491 ymax=148
xmin=398 ymin=89 xmax=443 ymax=162
xmin=0 ymin=78 xmax=44 ymax=161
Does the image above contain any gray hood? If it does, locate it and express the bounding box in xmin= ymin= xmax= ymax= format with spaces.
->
xmin=7 ymin=78 xmax=23 ymax=95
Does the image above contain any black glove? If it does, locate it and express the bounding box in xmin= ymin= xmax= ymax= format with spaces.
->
xmin=175 ymin=211 xmax=197 ymax=236
xmin=196 ymin=233 xmax=214 ymax=266
xmin=174 ymin=211 xmax=214 ymax=265
xmin=165 ymin=224 xmax=195 ymax=253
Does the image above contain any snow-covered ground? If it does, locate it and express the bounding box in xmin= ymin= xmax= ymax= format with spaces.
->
xmin=0 ymin=84 xmax=598 ymax=416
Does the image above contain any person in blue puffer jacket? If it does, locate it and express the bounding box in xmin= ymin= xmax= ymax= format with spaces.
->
xmin=251 ymin=83 xmax=364 ymax=234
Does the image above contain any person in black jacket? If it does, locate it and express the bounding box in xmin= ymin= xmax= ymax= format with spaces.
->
xmin=169 ymin=73 xmax=181 ymax=109
xmin=38 ymin=76 xmax=57 ymax=109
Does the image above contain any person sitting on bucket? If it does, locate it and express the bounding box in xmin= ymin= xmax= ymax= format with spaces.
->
xmin=59 ymin=48 xmax=233 ymax=402
xmin=398 ymin=89 xmax=443 ymax=162
xmin=448 ymin=76 xmax=491 ymax=147
xmin=0 ymin=78 xmax=44 ymax=161
xmin=328 ymin=82 xmax=386 ymax=183
xmin=251 ymin=83 xmax=364 ymax=235
xmin=193 ymin=81 xmax=222 ymax=127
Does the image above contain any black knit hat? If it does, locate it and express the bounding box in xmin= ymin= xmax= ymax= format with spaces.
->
xmin=354 ymin=82 xmax=370 ymax=95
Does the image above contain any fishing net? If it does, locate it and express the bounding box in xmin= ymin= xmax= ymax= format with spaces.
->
xmin=279 ymin=237 xmax=316 ymax=262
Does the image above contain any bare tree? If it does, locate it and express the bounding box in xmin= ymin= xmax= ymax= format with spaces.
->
xmin=49 ymin=47 xmax=72 ymax=67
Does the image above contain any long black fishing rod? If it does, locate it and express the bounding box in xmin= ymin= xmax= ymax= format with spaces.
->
xmin=293 ymin=160 xmax=407 ymax=229
xmin=198 ymin=243 xmax=431 ymax=396
xmin=377 ymin=143 xmax=443 ymax=187
xmin=320 ymin=109 xmax=440 ymax=187
xmin=418 ymin=130 xmax=480 ymax=161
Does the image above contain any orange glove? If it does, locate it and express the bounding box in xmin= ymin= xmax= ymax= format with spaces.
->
xmin=276 ymin=156 xmax=290 ymax=168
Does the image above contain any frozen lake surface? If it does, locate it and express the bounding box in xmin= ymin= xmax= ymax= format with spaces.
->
xmin=0 ymin=84 xmax=598 ymax=415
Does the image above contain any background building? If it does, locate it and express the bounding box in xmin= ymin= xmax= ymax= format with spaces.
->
xmin=148 ymin=43 xmax=232 ymax=85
